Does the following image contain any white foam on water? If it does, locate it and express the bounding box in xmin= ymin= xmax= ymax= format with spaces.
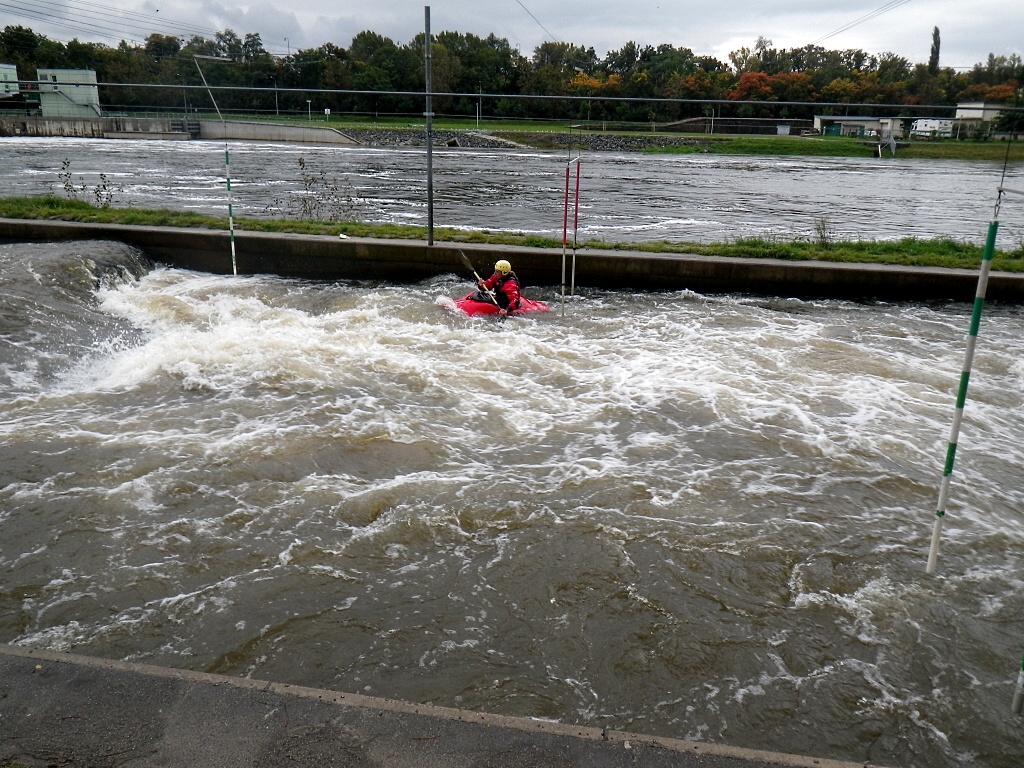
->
xmin=6 ymin=262 xmax=1024 ymax=767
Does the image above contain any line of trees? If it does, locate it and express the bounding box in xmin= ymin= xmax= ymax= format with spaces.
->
xmin=1 ymin=24 xmax=1021 ymax=124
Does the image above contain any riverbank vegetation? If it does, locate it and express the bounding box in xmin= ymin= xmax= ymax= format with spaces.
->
xmin=498 ymin=130 xmax=1024 ymax=160
xmin=1 ymin=24 xmax=1021 ymax=133
xmin=4 ymin=195 xmax=1022 ymax=272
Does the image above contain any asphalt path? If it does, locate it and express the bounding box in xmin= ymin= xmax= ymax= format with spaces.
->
xmin=0 ymin=644 xmax=878 ymax=768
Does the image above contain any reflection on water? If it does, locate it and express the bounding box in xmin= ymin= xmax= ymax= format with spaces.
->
xmin=1 ymin=136 xmax=1021 ymax=246
xmin=2 ymin=240 xmax=1024 ymax=767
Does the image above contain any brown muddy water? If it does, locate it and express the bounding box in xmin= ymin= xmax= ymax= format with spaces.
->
xmin=3 ymin=136 xmax=1024 ymax=766
xmin=2 ymin=235 xmax=1024 ymax=767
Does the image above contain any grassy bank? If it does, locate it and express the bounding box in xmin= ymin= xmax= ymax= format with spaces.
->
xmin=3 ymin=195 xmax=1023 ymax=272
xmin=651 ymin=134 xmax=1024 ymax=161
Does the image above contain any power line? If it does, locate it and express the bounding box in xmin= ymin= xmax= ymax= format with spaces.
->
xmin=512 ymin=0 xmax=558 ymax=44
xmin=1 ymin=0 xmax=225 ymax=47
xmin=811 ymin=0 xmax=916 ymax=46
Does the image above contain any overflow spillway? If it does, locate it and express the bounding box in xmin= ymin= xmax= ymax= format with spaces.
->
xmin=3 ymin=217 xmax=1024 ymax=301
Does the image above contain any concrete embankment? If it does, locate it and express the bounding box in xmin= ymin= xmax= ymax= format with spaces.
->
xmin=0 ymin=115 xmax=703 ymax=151
xmin=0 ymin=644 xmax=877 ymax=768
xmin=2 ymin=218 xmax=1022 ymax=301
xmin=0 ymin=116 xmax=363 ymax=144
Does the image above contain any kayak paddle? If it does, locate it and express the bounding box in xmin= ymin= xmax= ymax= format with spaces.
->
xmin=457 ymin=250 xmax=501 ymax=309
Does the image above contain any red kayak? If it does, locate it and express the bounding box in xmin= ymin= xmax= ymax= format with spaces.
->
xmin=446 ymin=291 xmax=550 ymax=317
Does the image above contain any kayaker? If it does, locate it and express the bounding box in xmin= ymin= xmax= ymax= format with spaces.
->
xmin=477 ymin=259 xmax=522 ymax=315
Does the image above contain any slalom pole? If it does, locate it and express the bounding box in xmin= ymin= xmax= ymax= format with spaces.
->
xmin=926 ymin=156 xmax=1022 ymax=573
xmin=571 ymin=155 xmax=581 ymax=295
xmin=1013 ymin=650 xmax=1024 ymax=715
xmin=224 ymin=148 xmax=237 ymax=276
xmin=560 ymin=149 xmax=570 ymax=319
xmin=194 ymin=56 xmax=237 ymax=276
xmin=925 ymin=217 xmax=998 ymax=574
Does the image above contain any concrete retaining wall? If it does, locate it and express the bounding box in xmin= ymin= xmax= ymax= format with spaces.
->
xmin=0 ymin=115 xmax=360 ymax=144
xmin=0 ymin=115 xmax=180 ymax=138
xmin=198 ymin=120 xmax=360 ymax=144
xmin=2 ymin=217 xmax=1022 ymax=302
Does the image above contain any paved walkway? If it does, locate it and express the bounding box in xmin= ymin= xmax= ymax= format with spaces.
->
xmin=0 ymin=644 xmax=876 ymax=768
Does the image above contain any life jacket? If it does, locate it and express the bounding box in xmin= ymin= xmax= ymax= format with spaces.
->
xmin=494 ymin=272 xmax=520 ymax=309
xmin=473 ymin=272 xmax=520 ymax=309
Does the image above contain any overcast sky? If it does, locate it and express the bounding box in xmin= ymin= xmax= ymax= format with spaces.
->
xmin=9 ymin=0 xmax=1023 ymax=71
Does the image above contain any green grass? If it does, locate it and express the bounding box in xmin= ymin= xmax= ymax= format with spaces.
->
xmin=626 ymin=235 xmax=1024 ymax=271
xmin=3 ymin=195 xmax=1023 ymax=271
xmin=644 ymin=133 xmax=1024 ymax=161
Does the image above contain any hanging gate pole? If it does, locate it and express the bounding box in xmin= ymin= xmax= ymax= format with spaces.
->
xmin=570 ymin=156 xmax=581 ymax=295
xmin=926 ymin=218 xmax=998 ymax=574
xmin=560 ymin=159 xmax=570 ymax=318
xmin=926 ymin=176 xmax=1022 ymax=574
xmin=560 ymin=127 xmax=583 ymax=317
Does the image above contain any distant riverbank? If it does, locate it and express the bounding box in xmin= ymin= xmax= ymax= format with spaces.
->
xmin=2 ymin=115 xmax=1019 ymax=160
xmin=332 ymin=126 xmax=1024 ymax=161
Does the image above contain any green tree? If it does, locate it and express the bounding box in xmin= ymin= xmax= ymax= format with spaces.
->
xmin=928 ymin=27 xmax=940 ymax=75
xmin=144 ymin=34 xmax=181 ymax=60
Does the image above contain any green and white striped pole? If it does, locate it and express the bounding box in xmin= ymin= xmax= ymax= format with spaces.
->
xmin=926 ymin=219 xmax=999 ymax=574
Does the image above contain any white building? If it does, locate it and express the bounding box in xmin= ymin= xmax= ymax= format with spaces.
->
xmin=37 ymin=68 xmax=101 ymax=117
xmin=909 ymin=118 xmax=953 ymax=138
xmin=812 ymin=115 xmax=907 ymax=138
xmin=955 ymin=102 xmax=1004 ymax=121
xmin=0 ymin=63 xmax=18 ymax=99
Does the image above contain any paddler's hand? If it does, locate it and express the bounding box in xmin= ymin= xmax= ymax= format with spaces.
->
xmin=499 ymin=308 xmax=508 ymax=316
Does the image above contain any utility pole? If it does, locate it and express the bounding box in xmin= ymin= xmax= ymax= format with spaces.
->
xmin=425 ymin=5 xmax=434 ymax=245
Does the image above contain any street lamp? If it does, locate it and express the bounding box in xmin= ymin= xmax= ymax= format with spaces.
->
xmin=285 ymin=38 xmax=290 ymax=57
xmin=307 ymin=100 xmax=311 ymax=121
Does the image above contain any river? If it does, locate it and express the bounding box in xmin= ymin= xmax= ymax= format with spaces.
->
xmin=1 ymin=136 xmax=1022 ymax=245
xmin=1 ymin=138 xmax=1024 ymax=767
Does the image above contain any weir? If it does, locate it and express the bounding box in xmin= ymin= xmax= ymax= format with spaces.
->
xmin=0 ymin=115 xmax=360 ymax=144
xmin=4 ymin=218 xmax=1024 ymax=301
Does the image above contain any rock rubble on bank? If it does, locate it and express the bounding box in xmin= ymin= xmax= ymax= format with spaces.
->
xmin=341 ymin=128 xmax=523 ymax=149
xmin=342 ymin=128 xmax=705 ymax=152
xmin=542 ymin=133 xmax=706 ymax=152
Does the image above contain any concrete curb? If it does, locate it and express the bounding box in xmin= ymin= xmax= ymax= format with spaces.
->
xmin=3 ymin=218 xmax=1022 ymax=301
xmin=0 ymin=644 xmax=880 ymax=768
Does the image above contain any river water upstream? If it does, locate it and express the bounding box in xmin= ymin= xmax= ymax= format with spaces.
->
xmin=1 ymin=136 xmax=1022 ymax=245
xmin=1 ymin=137 xmax=1024 ymax=767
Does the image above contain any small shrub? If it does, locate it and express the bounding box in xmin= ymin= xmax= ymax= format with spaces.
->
xmin=57 ymin=159 xmax=119 ymax=206
xmin=264 ymin=157 xmax=359 ymax=222
xmin=813 ymin=216 xmax=836 ymax=250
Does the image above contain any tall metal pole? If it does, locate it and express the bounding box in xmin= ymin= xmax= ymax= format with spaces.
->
xmin=425 ymin=5 xmax=434 ymax=246
xmin=194 ymin=56 xmax=237 ymax=277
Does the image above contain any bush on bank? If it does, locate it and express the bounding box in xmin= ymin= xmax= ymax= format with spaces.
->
xmin=2 ymin=194 xmax=1022 ymax=272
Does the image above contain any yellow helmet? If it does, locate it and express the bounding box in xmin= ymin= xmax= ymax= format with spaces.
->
xmin=495 ymin=259 xmax=512 ymax=275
